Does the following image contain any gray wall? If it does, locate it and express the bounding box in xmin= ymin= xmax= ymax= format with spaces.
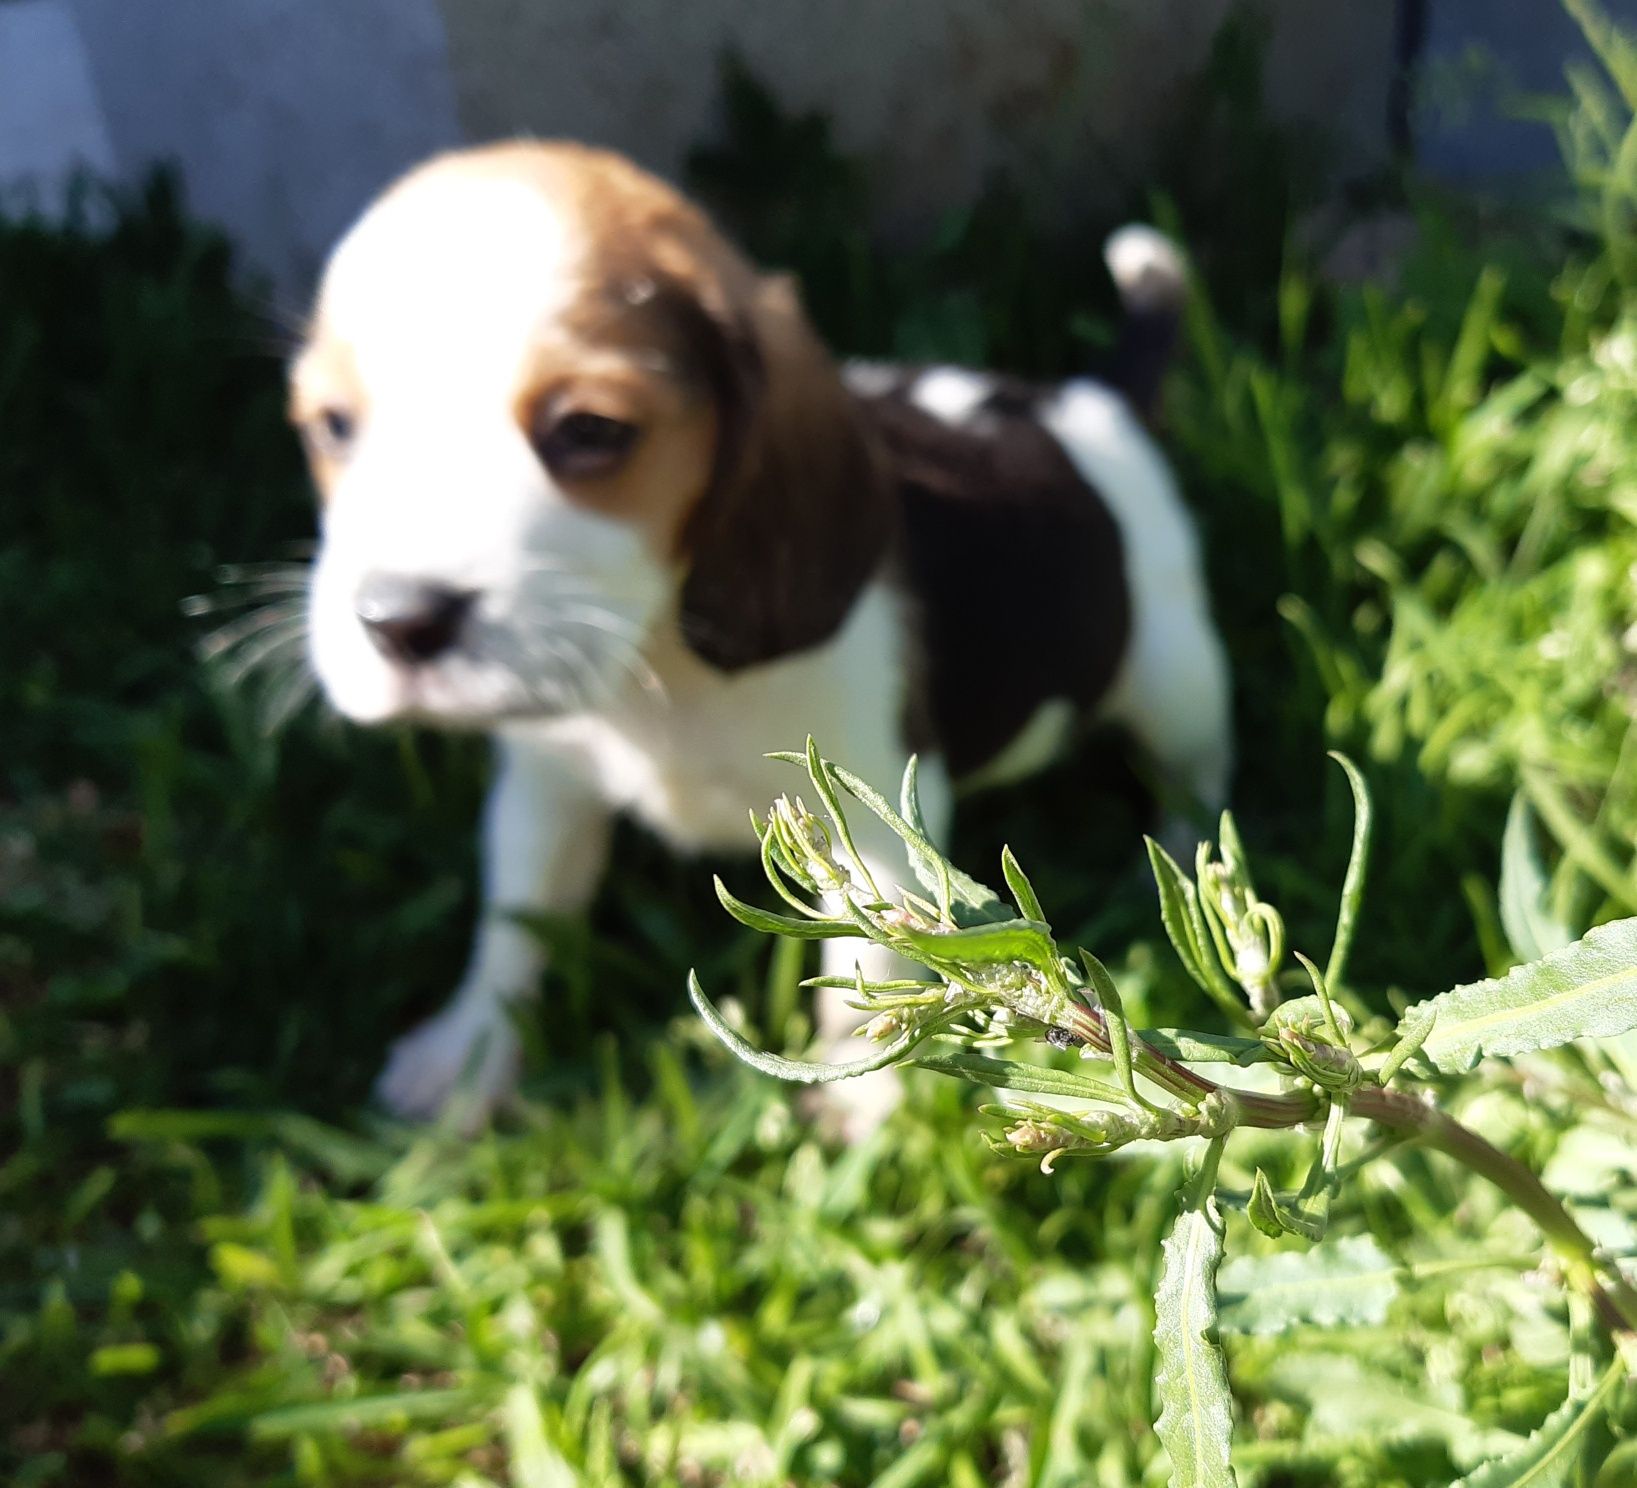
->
xmin=1419 ymin=0 xmax=1637 ymax=181
xmin=4 ymin=0 xmax=1624 ymax=299
xmin=3 ymin=0 xmax=1397 ymax=297
xmin=438 ymin=0 xmax=1396 ymax=240
xmin=65 ymin=0 xmax=460 ymax=296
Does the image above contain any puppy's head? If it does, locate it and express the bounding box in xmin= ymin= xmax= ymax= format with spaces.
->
xmin=291 ymin=142 xmax=887 ymax=725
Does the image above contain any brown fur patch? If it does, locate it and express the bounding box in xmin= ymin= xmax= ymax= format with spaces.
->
xmin=497 ymin=143 xmax=894 ymax=670
xmin=509 ymin=335 xmax=718 ymax=548
xmin=673 ymin=273 xmax=893 ymax=671
xmin=859 ymin=383 xmax=1131 ymax=776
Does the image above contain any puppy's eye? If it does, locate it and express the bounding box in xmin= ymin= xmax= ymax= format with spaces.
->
xmin=532 ymin=410 xmax=640 ymax=479
xmin=308 ymin=406 xmax=357 ymax=459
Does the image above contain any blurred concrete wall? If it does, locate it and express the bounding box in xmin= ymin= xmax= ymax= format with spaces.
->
xmin=440 ymin=0 xmax=1396 ymax=237
xmin=48 ymin=0 xmax=458 ymax=298
xmin=2 ymin=0 xmax=1400 ymax=298
xmin=1419 ymin=0 xmax=1637 ymax=181
xmin=6 ymin=0 xmax=1601 ymax=301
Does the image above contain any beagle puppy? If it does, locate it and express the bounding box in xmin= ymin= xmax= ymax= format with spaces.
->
xmin=289 ymin=142 xmax=1231 ymax=1124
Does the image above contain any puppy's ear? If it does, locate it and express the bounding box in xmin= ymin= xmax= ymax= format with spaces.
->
xmin=676 ymin=269 xmax=891 ymax=671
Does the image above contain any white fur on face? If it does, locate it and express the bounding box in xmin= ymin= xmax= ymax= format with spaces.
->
xmin=302 ymin=172 xmax=670 ymax=725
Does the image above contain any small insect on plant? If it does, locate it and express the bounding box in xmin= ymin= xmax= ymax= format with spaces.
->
xmin=689 ymin=741 xmax=1637 ymax=1484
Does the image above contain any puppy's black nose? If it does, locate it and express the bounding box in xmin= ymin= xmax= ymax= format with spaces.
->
xmin=355 ymin=575 xmax=476 ymax=664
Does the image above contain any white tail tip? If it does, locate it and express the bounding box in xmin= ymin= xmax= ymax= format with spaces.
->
xmin=1103 ymin=224 xmax=1187 ymax=311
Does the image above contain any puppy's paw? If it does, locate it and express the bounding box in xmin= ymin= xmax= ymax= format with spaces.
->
xmin=374 ymin=999 xmax=522 ymax=1131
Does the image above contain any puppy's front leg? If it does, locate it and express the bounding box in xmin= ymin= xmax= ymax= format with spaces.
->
xmin=375 ymin=737 xmax=610 ymax=1126
xmin=814 ymin=759 xmax=954 ymax=1138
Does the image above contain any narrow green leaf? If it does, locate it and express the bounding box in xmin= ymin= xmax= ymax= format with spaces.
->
xmin=1196 ymin=840 xmax=1238 ymax=974
xmin=1146 ymin=837 xmax=1246 ymax=1025
xmin=89 ymin=1342 xmax=161 ymax=1377
xmin=803 ymin=736 xmax=880 ymax=899
xmin=1324 ymin=752 xmax=1372 ymax=987
xmin=249 ymin=1389 xmax=480 ymax=1439
xmin=1218 ymin=810 xmax=1253 ymax=885
xmin=900 ymin=753 xmax=931 ymax=838
xmin=831 ymin=759 xmax=1006 ymax=924
xmin=1450 ymin=1356 xmax=1623 ymax=1488
xmin=1001 ymin=845 xmax=1046 ymax=922
xmin=688 ymin=970 xmax=930 ymax=1083
xmin=801 ymin=754 xmax=912 ymax=853
xmin=1436 ymin=264 xmax=1506 ymax=423
xmin=1290 ymin=1101 xmax=1346 ymax=1243
xmin=1499 ymin=793 xmax=1574 ymax=963
xmin=1080 ymin=949 xmax=1139 ymax=1101
xmin=800 ymin=975 xmax=928 ymax=992
xmin=1408 ymin=916 xmax=1637 ymax=1073
xmin=1140 ymin=1029 xmax=1273 ymax=1065
xmin=1293 ymin=951 xmax=1345 ymax=1046
xmin=910 ymin=1049 xmax=1129 ymax=1105
xmin=1147 ymin=837 xmax=1210 ymax=989
xmin=713 ymin=877 xmax=856 ymax=940
xmin=1218 ymin=1235 xmax=1399 ymax=1335
xmin=505 ymin=1384 xmax=578 ymax=1488
xmin=1564 ymin=0 xmax=1637 ymax=112
xmin=1153 ymin=1144 xmax=1239 ymax=1488
xmin=1523 ymin=766 xmax=1637 ymax=914
xmin=114 ymin=1113 xmax=394 ymax=1184
xmin=1245 ymin=1164 xmax=1329 ymax=1243
xmin=1247 ymin=1170 xmax=1297 ymax=1240
xmin=895 ymin=916 xmax=1059 ymax=973
xmin=758 ymin=820 xmax=828 ymax=916
xmin=1377 ymin=1004 xmax=1436 ymax=1084
xmin=901 ymin=754 xmax=952 ymax=921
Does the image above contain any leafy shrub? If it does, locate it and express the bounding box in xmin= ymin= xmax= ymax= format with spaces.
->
xmin=1168 ymin=3 xmax=1637 ymax=955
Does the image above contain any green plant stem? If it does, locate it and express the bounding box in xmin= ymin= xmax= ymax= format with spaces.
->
xmin=1060 ymin=1002 xmax=1320 ymax=1127
xmin=1055 ymin=1001 xmax=1637 ymax=1342
xmin=1352 ymin=1086 xmax=1637 ymax=1340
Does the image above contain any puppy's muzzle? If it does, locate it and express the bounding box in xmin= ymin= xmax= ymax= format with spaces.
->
xmin=355 ymin=574 xmax=477 ymax=665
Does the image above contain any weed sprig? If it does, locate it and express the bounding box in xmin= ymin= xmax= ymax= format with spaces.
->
xmin=694 ymin=743 xmax=1637 ymax=1482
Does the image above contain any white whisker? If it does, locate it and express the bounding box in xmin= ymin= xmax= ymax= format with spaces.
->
xmin=260 ymin=664 xmax=320 ymax=734
xmin=199 ymin=604 xmax=307 ymax=661
xmin=518 ymin=626 xmax=605 ymax=713
xmin=187 ymin=557 xmax=317 ymax=735
xmin=554 ymin=614 xmax=665 ymax=702
xmin=220 ymin=625 xmax=309 ymax=686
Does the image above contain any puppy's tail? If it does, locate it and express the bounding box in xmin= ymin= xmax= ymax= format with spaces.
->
xmin=1103 ymin=224 xmax=1189 ymax=423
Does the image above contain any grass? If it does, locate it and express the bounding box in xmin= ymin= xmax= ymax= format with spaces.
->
xmin=5 ymin=13 xmax=1637 ymax=1486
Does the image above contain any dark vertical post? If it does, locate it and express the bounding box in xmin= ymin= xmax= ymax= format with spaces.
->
xmin=1390 ymin=0 xmax=1431 ymax=161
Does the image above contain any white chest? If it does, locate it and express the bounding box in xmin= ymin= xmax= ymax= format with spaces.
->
xmin=528 ymin=583 xmax=913 ymax=852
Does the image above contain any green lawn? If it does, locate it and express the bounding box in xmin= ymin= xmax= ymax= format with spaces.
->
xmin=5 ymin=26 xmax=1637 ymax=1488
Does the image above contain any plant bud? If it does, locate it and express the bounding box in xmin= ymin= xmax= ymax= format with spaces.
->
xmin=1200 ymin=856 xmax=1284 ymax=1014
xmin=1193 ymin=1089 xmax=1240 ymax=1138
xmin=862 ymin=1012 xmax=903 ymax=1043
xmin=1082 ymin=1109 xmax=1149 ymax=1146
xmin=1004 ymin=1119 xmax=1060 ymax=1152
xmin=768 ymin=795 xmax=850 ymax=892
xmin=1199 ymin=859 xmax=1239 ymax=916
xmin=1265 ymin=994 xmax=1353 ymax=1042
xmin=1275 ymin=1028 xmax=1365 ymax=1093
